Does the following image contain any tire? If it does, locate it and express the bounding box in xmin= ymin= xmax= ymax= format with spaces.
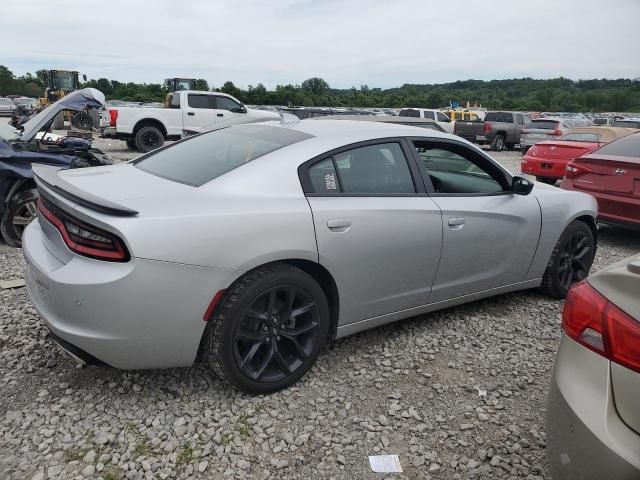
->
xmin=1 ymin=188 xmax=39 ymax=248
xmin=71 ymin=112 xmax=93 ymax=130
xmin=206 ymin=263 xmax=330 ymax=394
xmin=539 ymin=220 xmax=595 ymax=299
xmin=125 ymin=139 xmax=137 ymax=151
xmin=490 ymin=134 xmax=505 ymax=151
xmin=134 ymin=126 xmax=164 ymax=153
xmin=536 ymin=176 xmax=557 ymax=185
xmin=52 ymin=112 xmax=65 ymax=130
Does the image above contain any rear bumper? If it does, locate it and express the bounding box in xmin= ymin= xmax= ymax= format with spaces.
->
xmin=546 ymin=335 xmax=640 ymax=479
xmin=561 ymin=181 xmax=640 ymax=227
xmin=521 ymin=155 xmax=567 ymax=179
xmin=23 ymin=219 xmax=240 ymax=369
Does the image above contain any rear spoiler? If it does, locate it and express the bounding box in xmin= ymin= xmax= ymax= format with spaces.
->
xmin=32 ymin=164 xmax=139 ymax=216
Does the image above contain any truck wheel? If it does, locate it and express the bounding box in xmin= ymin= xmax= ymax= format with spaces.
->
xmin=490 ymin=135 xmax=505 ymax=151
xmin=125 ymin=139 xmax=137 ymax=151
xmin=52 ymin=112 xmax=65 ymax=130
xmin=1 ymin=188 xmax=39 ymax=248
xmin=135 ymin=126 xmax=164 ymax=153
xmin=536 ymin=176 xmax=557 ymax=185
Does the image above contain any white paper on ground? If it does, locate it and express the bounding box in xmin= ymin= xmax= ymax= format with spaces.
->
xmin=368 ymin=455 xmax=403 ymax=473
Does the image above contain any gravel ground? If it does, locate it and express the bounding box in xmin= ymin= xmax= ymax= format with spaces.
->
xmin=1 ymin=127 xmax=639 ymax=480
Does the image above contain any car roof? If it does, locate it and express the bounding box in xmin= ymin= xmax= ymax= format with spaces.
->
xmin=315 ymin=115 xmax=440 ymax=124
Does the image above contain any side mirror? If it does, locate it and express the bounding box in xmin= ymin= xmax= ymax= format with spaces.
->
xmin=238 ymin=104 xmax=247 ymax=114
xmin=512 ymin=176 xmax=534 ymax=195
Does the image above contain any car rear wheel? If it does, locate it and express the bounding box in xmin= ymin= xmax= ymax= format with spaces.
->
xmin=491 ymin=134 xmax=505 ymax=151
xmin=135 ymin=126 xmax=164 ymax=153
xmin=1 ymin=188 xmax=39 ymax=247
xmin=536 ymin=176 xmax=557 ymax=185
xmin=540 ymin=220 xmax=595 ymax=299
xmin=206 ymin=263 xmax=330 ymax=394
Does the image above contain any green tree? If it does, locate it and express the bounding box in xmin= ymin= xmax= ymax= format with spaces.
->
xmin=301 ymin=77 xmax=329 ymax=96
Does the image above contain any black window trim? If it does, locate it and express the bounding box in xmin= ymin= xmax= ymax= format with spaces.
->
xmin=298 ymin=138 xmax=426 ymax=197
xmin=405 ymin=136 xmax=514 ymax=197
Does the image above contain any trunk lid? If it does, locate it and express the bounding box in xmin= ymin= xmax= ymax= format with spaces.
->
xmin=571 ymin=154 xmax=640 ymax=196
xmin=588 ymin=254 xmax=640 ymax=434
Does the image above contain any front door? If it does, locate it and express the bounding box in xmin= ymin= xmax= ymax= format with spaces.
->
xmin=302 ymin=140 xmax=443 ymax=325
xmin=409 ymin=139 xmax=541 ymax=303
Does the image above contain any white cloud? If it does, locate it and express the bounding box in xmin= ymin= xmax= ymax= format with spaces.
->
xmin=2 ymin=0 xmax=638 ymax=88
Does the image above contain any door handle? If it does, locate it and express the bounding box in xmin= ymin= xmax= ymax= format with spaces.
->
xmin=187 ymin=112 xmax=195 ymax=116
xmin=327 ymin=219 xmax=352 ymax=232
xmin=448 ymin=217 xmax=465 ymax=229
xmin=217 ymin=113 xmax=224 ymax=117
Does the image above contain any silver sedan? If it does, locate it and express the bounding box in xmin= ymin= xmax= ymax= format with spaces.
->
xmin=23 ymin=120 xmax=598 ymax=393
xmin=547 ymin=254 xmax=640 ymax=478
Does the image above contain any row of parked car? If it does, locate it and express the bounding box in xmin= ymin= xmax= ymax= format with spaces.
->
xmin=0 ymin=96 xmax=40 ymax=116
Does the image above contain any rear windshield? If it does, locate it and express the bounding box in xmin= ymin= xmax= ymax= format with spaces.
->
xmin=524 ymin=120 xmax=558 ymax=130
xmin=484 ymin=112 xmax=513 ymax=123
xmin=594 ymin=133 xmax=640 ymax=157
xmin=559 ymin=133 xmax=599 ymax=142
xmin=613 ymin=120 xmax=640 ymax=129
xmin=135 ymin=125 xmax=313 ymax=186
xmin=399 ymin=109 xmax=420 ymax=118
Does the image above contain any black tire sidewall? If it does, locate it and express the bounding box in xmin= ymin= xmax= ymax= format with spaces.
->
xmin=492 ymin=135 xmax=505 ymax=151
xmin=135 ymin=126 xmax=164 ymax=153
xmin=1 ymin=188 xmax=39 ymax=247
xmin=211 ymin=266 xmax=330 ymax=394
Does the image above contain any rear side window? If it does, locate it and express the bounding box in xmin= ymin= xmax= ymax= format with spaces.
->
xmin=399 ymin=109 xmax=420 ymax=118
xmin=594 ymin=133 xmax=640 ymax=157
xmin=187 ymin=94 xmax=210 ymax=109
xmin=136 ymin=125 xmax=313 ymax=186
xmin=169 ymin=94 xmax=180 ymax=108
xmin=525 ymin=120 xmax=558 ymax=130
xmin=422 ymin=111 xmax=435 ymax=120
xmin=307 ymin=143 xmax=415 ymax=194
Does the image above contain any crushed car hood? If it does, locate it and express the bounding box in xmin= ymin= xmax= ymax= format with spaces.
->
xmin=18 ymin=88 xmax=105 ymax=142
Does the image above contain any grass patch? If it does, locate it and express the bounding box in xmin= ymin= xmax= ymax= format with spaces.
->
xmin=176 ymin=442 xmax=193 ymax=465
xmin=236 ymin=414 xmax=252 ymax=437
xmin=63 ymin=446 xmax=87 ymax=463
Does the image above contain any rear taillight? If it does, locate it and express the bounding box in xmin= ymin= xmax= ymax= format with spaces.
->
xmin=563 ymin=282 xmax=640 ymax=373
xmin=565 ymin=162 xmax=592 ymax=177
xmin=109 ymin=109 xmax=118 ymax=127
xmin=483 ymin=122 xmax=491 ymax=134
xmin=37 ymin=198 xmax=130 ymax=262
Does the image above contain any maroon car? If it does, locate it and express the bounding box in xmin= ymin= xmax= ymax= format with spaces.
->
xmin=561 ymin=132 xmax=640 ymax=229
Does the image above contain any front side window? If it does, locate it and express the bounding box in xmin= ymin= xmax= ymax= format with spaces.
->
xmin=216 ymin=96 xmax=242 ymax=112
xmin=307 ymin=143 xmax=415 ymax=194
xmin=413 ymin=141 xmax=507 ymax=194
xmin=436 ymin=112 xmax=450 ymax=122
xmin=187 ymin=94 xmax=210 ymax=109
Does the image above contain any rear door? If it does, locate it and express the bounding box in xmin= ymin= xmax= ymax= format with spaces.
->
xmin=409 ymin=138 xmax=541 ymax=302
xmin=301 ymin=140 xmax=443 ymax=325
xmin=183 ymin=93 xmax=218 ymax=132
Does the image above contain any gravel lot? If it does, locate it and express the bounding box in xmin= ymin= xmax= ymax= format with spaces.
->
xmin=1 ymin=125 xmax=639 ymax=480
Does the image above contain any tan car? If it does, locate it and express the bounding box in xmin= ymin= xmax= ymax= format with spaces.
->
xmin=547 ymin=253 xmax=640 ymax=478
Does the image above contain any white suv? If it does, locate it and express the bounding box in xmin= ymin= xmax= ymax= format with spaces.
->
xmin=398 ymin=108 xmax=453 ymax=133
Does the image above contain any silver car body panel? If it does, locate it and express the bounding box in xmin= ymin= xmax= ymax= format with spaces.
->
xmin=23 ymin=120 xmax=598 ymax=369
xmin=547 ymin=335 xmax=640 ymax=479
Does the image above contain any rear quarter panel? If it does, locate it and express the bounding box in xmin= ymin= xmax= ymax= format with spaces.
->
xmin=525 ymin=185 xmax=598 ymax=280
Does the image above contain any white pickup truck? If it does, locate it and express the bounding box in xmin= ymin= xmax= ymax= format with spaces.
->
xmin=100 ymin=90 xmax=279 ymax=152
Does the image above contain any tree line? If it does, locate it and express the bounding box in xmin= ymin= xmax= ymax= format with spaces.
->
xmin=1 ymin=65 xmax=639 ymax=112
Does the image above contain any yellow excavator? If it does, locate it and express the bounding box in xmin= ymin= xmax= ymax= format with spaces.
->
xmin=39 ymin=70 xmax=94 ymax=129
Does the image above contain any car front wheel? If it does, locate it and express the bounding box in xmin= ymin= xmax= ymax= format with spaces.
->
xmin=540 ymin=220 xmax=595 ymax=299
xmin=206 ymin=264 xmax=330 ymax=394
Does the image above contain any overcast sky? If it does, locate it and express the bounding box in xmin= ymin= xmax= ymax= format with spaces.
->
xmin=3 ymin=0 xmax=639 ymax=89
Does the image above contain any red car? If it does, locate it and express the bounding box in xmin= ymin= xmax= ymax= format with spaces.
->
xmin=521 ymin=127 xmax=634 ymax=185
xmin=561 ymin=131 xmax=640 ymax=229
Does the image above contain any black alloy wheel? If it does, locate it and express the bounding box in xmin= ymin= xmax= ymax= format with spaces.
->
xmin=557 ymin=230 xmax=592 ymax=291
xmin=233 ymin=286 xmax=320 ymax=382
